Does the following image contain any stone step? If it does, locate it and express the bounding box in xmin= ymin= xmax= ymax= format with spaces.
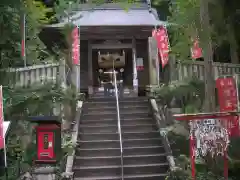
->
xmin=123 ymin=163 xmax=169 ymax=175
xmin=76 ymin=145 xmax=165 ymax=157
xmin=76 ymin=147 xmax=121 ymax=157
xmin=123 ymin=145 xmax=165 ymax=156
xmin=74 ymin=155 xmax=121 ymax=167
xmin=87 ymin=97 xmax=147 ymax=103
xmin=82 ymin=111 xmax=149 ymax=120
xmin=74 ymin=154 xmax=167 ymax=171
xmin=79 ymin=124 xmax=157 ymax=134
xmin=74 ymin=176 xmax=121 ymax=180
xmin=84 ymin=105 xmax=148 ymax=111
xmin=73 ymin=165 xmax=121 ymax=178
xmin=123 ymin=154 xmax=167 ymax=165
xmin=73 ymin=163 xmax=168 ymax=178
xmin=78 ymin=131 xmax=160 ymax=141
xmin=123 ymin=138 xmax=162 ymax=148
xmin=121 ymin=118 xmax=154 ymax=126
xmin=78 ymin=132 xmax=119 ymax=141
xmin=82 ymin=107 xmax=148 ymax=114
xmin=78 ymin=139 xmax=120 ymax=149
xmin=123 ymin=173 xmax=167 ymax=180
xmin=82 ymin=110 xmax=149 ymax=116
xmin=121 ymin=124 xmax=157 ymax=132
xmin=80 ymin=117 xmax=153 ymax=126
xmin=73 ymin=97 xmax=168 ymax=180
xmin=84 ymin=101 xmax=148 ymax=108
xmin=122 ymin=131 xmax=160 ymax=139
xmin=74 ymin=173 xmax=167 ymax=180
xmin=79 ymin=125 xmax=118 ymax=133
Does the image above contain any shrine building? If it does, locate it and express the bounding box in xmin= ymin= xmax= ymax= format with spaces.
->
xmin=40 ymin=1 xmax=166 ymax=96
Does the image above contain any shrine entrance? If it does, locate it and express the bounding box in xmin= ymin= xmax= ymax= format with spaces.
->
xmin=90 ymin=40 xmax=136 ymax=96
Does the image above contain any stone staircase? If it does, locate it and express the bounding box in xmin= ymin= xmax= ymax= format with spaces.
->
xmin=73 ymin=96 xmax=169 ymax=180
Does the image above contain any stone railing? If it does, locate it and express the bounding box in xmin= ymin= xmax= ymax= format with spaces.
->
xmin=170 ymin=60 xmax=240 ymax=82
xmin=149 ymin=98 xmax=176 ymax=171
xmin=62 ymin=100 xmax=83 ymax=180
xmin=0 ymin=63 xmax=61 ymax=88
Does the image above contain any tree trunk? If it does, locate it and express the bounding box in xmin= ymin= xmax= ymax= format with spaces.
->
xmin=200 ymin=0 xmax=216 ymax=112
xmin=227 ymin=21 xmax=239 ymax=64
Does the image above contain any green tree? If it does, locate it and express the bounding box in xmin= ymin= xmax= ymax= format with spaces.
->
xmin=0 ymin=0 xmax=54 ymax=68
xmin=156 ymin=0 xmax=239 ymax=111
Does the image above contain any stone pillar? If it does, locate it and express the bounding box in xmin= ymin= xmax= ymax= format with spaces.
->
xmin=70 ymin=65 xmax=80 ymax=93
xmin=88 ymin=40 xmax=93 ymax=95
xmin=148 ymin=37 xmax=158 ymax=86
xmin=59 ymin=57 xmax=67 ymax=89
xmin=132 ymin=38 xmax=138 ymax=95
xmin=168 ymin=55 xmax=176 ymax=82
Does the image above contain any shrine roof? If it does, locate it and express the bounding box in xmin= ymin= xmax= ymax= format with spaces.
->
xmin=48 ymin=8 xmax=166 ymax=27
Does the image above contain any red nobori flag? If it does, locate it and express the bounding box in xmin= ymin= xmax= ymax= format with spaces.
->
xmin=21 ymin=13 xmax=26 ymax=58
xmin=0 ymin=86 xmax=4 ymax=149
xmin=191 ymin=38 xmax=202 ymax=59
xmin=153 ymin=26 xmax=170 ymax=68
xmin=72 ymin=26 xmax=80 ymax=65
xmin=216 ymin=77 xmax=239 ymax=136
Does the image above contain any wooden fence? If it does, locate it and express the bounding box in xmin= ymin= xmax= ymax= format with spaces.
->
xmin=170 ymin=61 xmax=240 ymax=82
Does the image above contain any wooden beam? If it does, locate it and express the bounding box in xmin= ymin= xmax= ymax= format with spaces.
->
xmin=91 ymin=43 xmax=132 ymax=49
xmin=80 ymin=34 xmax=149 ymax=40
xmin=80 ymin=32 xmax=150 ymax=36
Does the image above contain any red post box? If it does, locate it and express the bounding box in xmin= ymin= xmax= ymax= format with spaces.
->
xmin=29 ymin=116 xmax=61 ymax=164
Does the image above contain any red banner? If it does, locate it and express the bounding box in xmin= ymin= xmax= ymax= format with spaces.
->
xmin=21 ymin=14 xmax=26 ymax=58
xmin=0 ymin=86 xmax=4 ymax=149
xmin=191 ymin=38 xmax=202 ymax=59
xmin=152 ymin=29 xmax=157 ymax=37
xmin=216 ymin=77 xmax=239 ymax=136
xmin=72 ymin=26 xmax=80 ymax=65
xmin=152 ymin=26 xmax=170 ymax=68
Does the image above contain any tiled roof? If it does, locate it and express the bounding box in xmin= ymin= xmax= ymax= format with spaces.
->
xmin=48 ymin=9 xmax=166 ymax=27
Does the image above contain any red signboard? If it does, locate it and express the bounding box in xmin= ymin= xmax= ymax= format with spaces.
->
xmin=174 ymin=111 xmax=234 ymax=180
xmin=136 ymin=58 xmax=144 ymax=71
xmin=152 ymin=26 xmax=170 ymax=68
xmin=72 ymin=26 xmax=80 ymax=65
xmin=136 ymin=66 xmax=144 ymax=71
xmin=37 ymin=131 xmax=54 ymax=160
xmin=0 ymin=86 xmax=4 ymax=149
xmin=191 ymin=38 xmax=202 ymax=59
xmin=216 ymin=77 xmax=239 ymax=136
xmin=35 ymin=124 xmax=60 ymax=163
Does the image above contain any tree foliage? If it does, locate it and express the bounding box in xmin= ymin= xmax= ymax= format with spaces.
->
xmin=154 ymin=0 xmax=240 ymax=62
xmin=152 ymin=78 xmax=205 ymax=111
xmin=0 ymin=0 xmax=54 ymax=68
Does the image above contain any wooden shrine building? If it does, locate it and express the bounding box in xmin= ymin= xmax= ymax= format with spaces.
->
xmin=40 ymin=2 xmax=165 ymax=96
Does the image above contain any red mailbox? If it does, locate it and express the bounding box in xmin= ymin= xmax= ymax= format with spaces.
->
xmin=29 ymin=116 xmax=61 ymax=164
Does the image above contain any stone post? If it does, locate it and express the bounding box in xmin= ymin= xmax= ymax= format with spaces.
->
xmin=148 ymin=37 xmax=158 ymax=86
xmin=32 ymin=166 xmax=56 ymax=180
xmin=168 ymin=55 xmax=176 ymax=83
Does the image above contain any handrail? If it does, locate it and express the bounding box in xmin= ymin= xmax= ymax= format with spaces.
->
xmin=149 ymin=99 xmax=176 ymax=171
xmin=112 ymin=65 xmax=124 ymax=179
